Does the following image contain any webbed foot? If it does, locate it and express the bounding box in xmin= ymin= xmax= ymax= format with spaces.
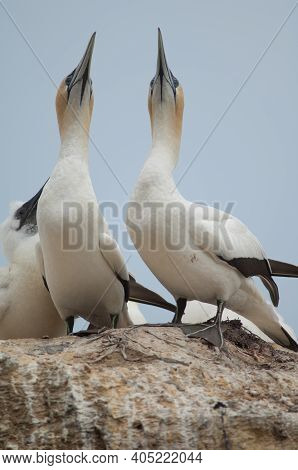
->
xmin=185 ymin=323 xmax=224 ymax=349
xmin=183 ymin=300 xmax=226 ymax=349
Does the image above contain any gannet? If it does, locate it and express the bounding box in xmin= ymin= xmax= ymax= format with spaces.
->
xmin=0 ymin=199 xmax=66 ymax=339
xmin=126 ymin=29 xmax=298 ymax=351
xmin=36 ymin=33 xmax=130 ymax=329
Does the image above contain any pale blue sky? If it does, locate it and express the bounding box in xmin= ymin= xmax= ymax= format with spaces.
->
xmin=0 ymin=0 xmax=297 ymax=332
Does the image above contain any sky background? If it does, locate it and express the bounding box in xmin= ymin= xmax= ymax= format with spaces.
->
xmin=0 ymin=0 xmax=297 ymax=333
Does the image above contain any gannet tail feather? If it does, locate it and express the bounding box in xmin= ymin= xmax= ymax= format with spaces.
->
xmin=280 ymin=326 xmax=298 ymax=351
xmin=129 ymin=275 xmax=176 ymax=313
xmin=261 ymin=324 xmax=298 ymax=352
xmin=269 ymin=259 xmax=298 ymax=278
xmin=230 ymin=281 xmax=298 ymax=352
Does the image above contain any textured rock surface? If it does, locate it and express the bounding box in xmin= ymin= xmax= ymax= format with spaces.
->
xmin=0 ymin=323 xmax=297 ymax=450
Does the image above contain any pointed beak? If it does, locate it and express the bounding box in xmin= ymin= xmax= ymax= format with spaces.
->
xmin=67 ymin=32 xmax=96 ymax=103
xmin=16 ymin=181 xmax=48 ymax=230
xmin=152 ymin=28 xmax=177 ymax=98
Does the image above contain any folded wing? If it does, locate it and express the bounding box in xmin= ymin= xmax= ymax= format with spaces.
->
xmin=193 ymin=208 xmax=279 ymax=306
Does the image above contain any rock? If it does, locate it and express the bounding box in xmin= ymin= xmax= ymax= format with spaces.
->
xmin=0 ymin=323 xmax=297 ymax=449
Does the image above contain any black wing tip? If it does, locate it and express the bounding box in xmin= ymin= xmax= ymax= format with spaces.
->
xmin=116 ymin=274 xmax=130 ymax=302
xmin=269 ymin=259 xmax=298 ymax=278
xmin=128 ymin=278 xmax=177 ymax=313
xmin=259 ymin=275 xmax=279 ymax=307
xmin=281 ymin=326 xmax=298 ymax=352
xmin=123 ymin=279 xmax=130 ymax=303
xmin=129 ymin=297 xmax=176 ymax=313
xmin=271 ymin=277 xmax=279 ymax=307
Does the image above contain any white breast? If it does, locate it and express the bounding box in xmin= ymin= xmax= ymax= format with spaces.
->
xmin=0 ymin=234 xmax=66 ymax=339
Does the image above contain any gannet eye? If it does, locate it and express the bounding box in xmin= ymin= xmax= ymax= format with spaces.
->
xmin=65 ymin=69 xmax=76 ymax=87
xmin=15 ymin=208 xmax=25 ymax=220
xmin=171 ymin=72 xmax=179 ymax=88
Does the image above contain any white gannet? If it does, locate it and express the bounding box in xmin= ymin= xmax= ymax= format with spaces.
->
xmin=126 ymin=29 xmax=298 ymax=351
xmin=36 ymin=33 xmax=130 ymax=329
xmin=0 ymin=198 xmax=66 ymax=339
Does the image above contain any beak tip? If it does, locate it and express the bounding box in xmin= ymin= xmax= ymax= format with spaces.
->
xmin=157 ymin=28 xmax=164 ymax=54
xmin=90 ymin=32 xmax=96 ymax=48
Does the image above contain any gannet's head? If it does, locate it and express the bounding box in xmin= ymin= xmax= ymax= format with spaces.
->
xmin=0 ymin=199 xmax=39 ymax=261
xmin=56 ymin=33 xmax=96 ymax=139
xmin=14 ymin=185 xmax=45 ymax=232
xmin=148 ymin=29 xmax=184 ymax=139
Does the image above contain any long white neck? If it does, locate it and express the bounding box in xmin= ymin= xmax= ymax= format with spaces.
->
xmin=149 ymin=110 xmax=181 ymax=173
xmin=59 ymin=111 xmax=90 ymax=160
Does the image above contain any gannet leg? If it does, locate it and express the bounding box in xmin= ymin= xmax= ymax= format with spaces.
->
xmin=186 ymin=300 xmax=226 ymax=349
xmin=214 ymin=300 xmax=225 ymax=348
xmin=110 ymin=314 xmax=119 ymax=329
xmin=172 ymin=298 xmax=187 ymax=324
xmin=66 ymin=316 xmax=75 ymax=334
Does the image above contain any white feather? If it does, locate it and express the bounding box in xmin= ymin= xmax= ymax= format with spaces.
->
xmin=192 ymin=206 xmax=266 ymax=261
xmin=0 ymin=204 xmax=66 ymax=339
xmin=127 ymin=301 xmax=146 ymax=325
